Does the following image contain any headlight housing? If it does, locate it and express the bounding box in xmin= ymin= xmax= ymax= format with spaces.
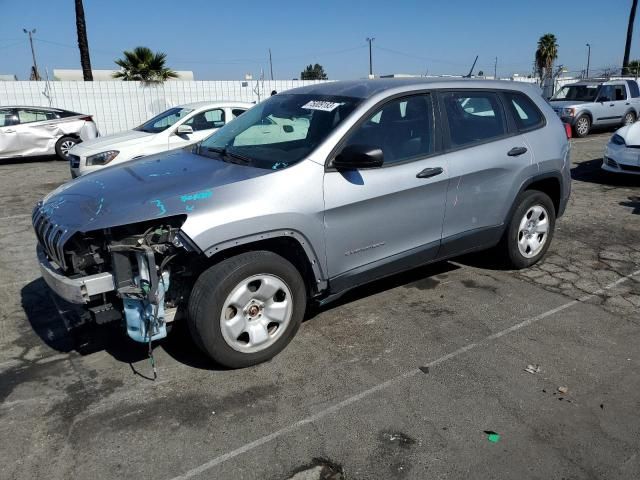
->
xmin=611 ymin=134 xmax=626 ymax=146
xmin=86 ymin=150 xmax=119 ymax=166
xmin=562 ymin=108 xmax=575 ymax=117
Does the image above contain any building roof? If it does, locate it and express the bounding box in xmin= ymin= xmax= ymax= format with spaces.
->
xmin=52 ymin=69 xmax=194 ymax=81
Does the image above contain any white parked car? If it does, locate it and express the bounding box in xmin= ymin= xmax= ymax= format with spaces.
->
xmin=603 ymin=122 xmax=640 ymax=175
xmin=69 ymin=101 xmax=253 ymax=177
xmin=0 ymin=106 xmax=98 ymax=161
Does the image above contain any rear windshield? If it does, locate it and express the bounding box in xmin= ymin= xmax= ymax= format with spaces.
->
xmin=197 ymin=94 xmax=361 ymax=170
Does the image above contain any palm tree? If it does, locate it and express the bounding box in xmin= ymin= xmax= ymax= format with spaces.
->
xmin=75 ymin=0 xmax=92 ymax=81
xmin=535 ymin=34 xmax=559 ymax=83
xmin=623 ymin=0 xmax=638 ymax=74
xmin=113 ymin=47 xmax=178 ymax=82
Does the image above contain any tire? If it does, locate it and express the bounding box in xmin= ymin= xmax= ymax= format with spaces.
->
xmin=573 ymin=115 xmax=591 ymax=138
xmin=55 ymin=136 xmax=79 ymax=160
xmin=501 ymin=190 xmax=556 ymax=269
xmin=623 ymin=111 xmax=636 ymax=126
xmin=188 ymin=251 xmax=307 ymax=368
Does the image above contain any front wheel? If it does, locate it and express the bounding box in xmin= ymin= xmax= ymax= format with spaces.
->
xmin=188 ymin=251 xmax=307 ymax=368
xmin=573 ymin=115 xmax=591 ymax=138
xmin=501 ymin=190 xmax=556 ymax=269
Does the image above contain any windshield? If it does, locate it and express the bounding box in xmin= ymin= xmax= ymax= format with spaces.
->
xmin=134 ymin=107 xmax=194 ymax=134
xmin=197 ymin=94 xmax=361 ymax=169
xmin=551 ymin=85 xmax=599 ymax=102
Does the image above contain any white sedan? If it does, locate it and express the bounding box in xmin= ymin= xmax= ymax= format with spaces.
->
xmin=603 ymin=122 xmax=640 ymax=175
xmin=69 ymin=101 xmax=253 ymax=177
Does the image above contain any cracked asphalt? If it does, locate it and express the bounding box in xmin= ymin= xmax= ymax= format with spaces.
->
xmin=0 ymin=133 xmax=638 ymax=480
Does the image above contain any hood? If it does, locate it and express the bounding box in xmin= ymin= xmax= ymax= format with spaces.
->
xmin=38 ymin=149 xmax=271 ymax=232
xmin=548 ymin=100 xmax=588 ymax=109
xmin=72 ymin=129 xmax=153 ymax=153
xmin=617 ymin=122 xmax=640 ymax=145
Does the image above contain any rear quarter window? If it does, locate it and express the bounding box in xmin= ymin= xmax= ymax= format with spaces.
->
xmin=504 ymin=92 xmax=545 ymax=131
xmin=626 ymin=80 xmax=640 ymax=98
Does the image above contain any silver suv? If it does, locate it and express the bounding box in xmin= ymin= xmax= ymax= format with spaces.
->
xmin=550 ymin=79 xmax=640 ymax=137
xmin=33 ymin=79 xmax=571 ymax=368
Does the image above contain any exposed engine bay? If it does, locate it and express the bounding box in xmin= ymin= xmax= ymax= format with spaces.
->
xmin=63 ymin=216 xmax=198 ymax=346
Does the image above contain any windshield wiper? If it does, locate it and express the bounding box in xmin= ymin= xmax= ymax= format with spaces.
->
xmin=206 ymin=146 xmax=251 ymax=165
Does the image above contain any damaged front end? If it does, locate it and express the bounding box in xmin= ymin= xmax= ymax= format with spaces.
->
xmin=34 ymin=210 xmax=198 ymax=344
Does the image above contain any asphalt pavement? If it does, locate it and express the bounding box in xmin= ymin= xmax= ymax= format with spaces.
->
xmin=0 ymin=134 xmax=638 ymax=480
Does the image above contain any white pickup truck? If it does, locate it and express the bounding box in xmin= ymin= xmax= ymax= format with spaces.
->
xmin=549 ymin=79 xmax=640 ymax=137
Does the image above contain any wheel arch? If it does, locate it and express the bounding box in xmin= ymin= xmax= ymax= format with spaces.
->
xmin=505 ymin=172 xmax=563 ymax=224
xmin=200 ymin=230 xmax=327 ymax=296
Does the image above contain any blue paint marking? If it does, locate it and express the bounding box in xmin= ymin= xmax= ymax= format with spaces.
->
xmin=272 ymin=162 xmax=288 ymax=170
xmin=185 ymin=205 xmax=194 ymax=212
xmin=180 ymin=190 xmax=212 ymax=202
xmin=152 ymin=199 xmax=167 ymax=216
xmin=148 ymin=171 xmax=173 ymax=177
xmin=95 ymin=197 xmax=104 ymax=216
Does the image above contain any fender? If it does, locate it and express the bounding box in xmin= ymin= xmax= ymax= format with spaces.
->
xmin=504 ymin=171 xmax=564 ymax=226
xmin=203 ymin=229 xmax=328 ymax=291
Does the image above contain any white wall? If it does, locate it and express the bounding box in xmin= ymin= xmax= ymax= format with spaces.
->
xmin=0 ymin=80 xmax=328 ymax=135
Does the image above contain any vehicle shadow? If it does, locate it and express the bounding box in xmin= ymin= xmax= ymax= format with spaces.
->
xmin=571 ymin=158 xmax=640 ymax=187
xmin=620 ymin=196 xmax=640 ymax=214
xmin=0 ymin=155 xmax=60 ymax=165
xmin=20 ymin=278 xmax=221 ymax=373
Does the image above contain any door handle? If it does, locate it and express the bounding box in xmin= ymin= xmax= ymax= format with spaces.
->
xmin=626 ymin=102 xmax=631 ymax=105
xmin=507 ymin=146 xmax=528 ymax=157
xmin=416 ymin=167 xmax=443 ymax=179
xmin=3 ymin=129 xmax=15 ymax=133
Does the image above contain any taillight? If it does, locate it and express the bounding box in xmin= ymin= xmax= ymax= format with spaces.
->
xmin=80 ymin=115 xmax=93 ymax=122
xmin=563 ymin=122 xmax=572 ymax=139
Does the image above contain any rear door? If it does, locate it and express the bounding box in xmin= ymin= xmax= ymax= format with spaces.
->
xmin=14 ymin=108 xmax=60 ymax=156
xmin=323 ymin=93 xmax=449 ymax=285
xmin=437 ymin=90 xmax=534 ymax=256
xmin=0 ymin=108 xmax=21 ymax=157
xmin=611 ymin=83 xmax=629 ymax=121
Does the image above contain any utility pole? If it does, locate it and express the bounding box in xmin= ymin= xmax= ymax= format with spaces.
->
xmin=23 ymin=28 xmax=40 ymax=81
xmin=269 ymin=48 xmax=274 ymax=80
xmin=366 ymin=37 xmax=375 ymax=78
xmin=494 ymin=57 xmax=498 ymax=79
xmin=585 ymin=43 xmax=591 ymax=78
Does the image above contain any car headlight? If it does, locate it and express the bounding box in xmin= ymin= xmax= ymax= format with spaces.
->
xmin=86 ymin=150 xmax=119 ymax=166
xmin=610 ymin=134 xmax=626 ymax=146
xmin=562 ymin=108 xmax=575 ymax=117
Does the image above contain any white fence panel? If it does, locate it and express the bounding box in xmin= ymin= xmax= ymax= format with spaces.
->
xmin=0 ymin=80 xmax=329 ymax=135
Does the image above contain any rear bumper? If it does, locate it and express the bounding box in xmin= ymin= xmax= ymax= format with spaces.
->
xmin=37 ymin=245 xmax=115 ymax=304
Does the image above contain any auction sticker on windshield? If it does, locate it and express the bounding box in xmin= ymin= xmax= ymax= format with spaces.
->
xmin=302 ymin=100 xmax=343 ymax=112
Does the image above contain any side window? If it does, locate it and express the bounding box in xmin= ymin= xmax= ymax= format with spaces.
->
xmin=614 ymin=85 xmax=627 ymax=101
xmin=232 ymin=109 xmax=247 ymax=118
xmin=626 ymin=80 xmax=640 ymax=98
xmin=342 ymin=94 xmax=434 ymax=165
xmin=0 ymin=109 xmax=18 ymax=127
xmin=442 ymin=91 xmax=507 ymax=147
xmin=17 ymin=109 xmax=56 ymax=124
xmin=504 ymin=92 xmax=544 ymax=131
xmin=597 ymin=85 xmax=614 ymax=102
xmin=186 ymin=109 xmax=226 ymax=131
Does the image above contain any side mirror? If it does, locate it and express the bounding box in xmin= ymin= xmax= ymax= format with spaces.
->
xmin=333 ymin=144 xmax=384 ymax=170
xmin=283 ymin=124 xmax=294 ymax=133
xmin=176 ymin=124 xmax=194 ymax=135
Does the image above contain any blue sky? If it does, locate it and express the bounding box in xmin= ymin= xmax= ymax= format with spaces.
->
xmin=0 ymin=0 xmax=638 ymax=80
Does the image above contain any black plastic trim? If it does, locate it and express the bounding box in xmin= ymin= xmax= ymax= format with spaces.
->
xmin=436 ymin=225 xmax=504 ymax=259
xmin=328 ymin=240 xmax=440 ymax=294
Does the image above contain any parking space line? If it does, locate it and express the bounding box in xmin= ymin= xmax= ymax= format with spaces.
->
xmin=169 ymin=268 xmax=640 ymax=480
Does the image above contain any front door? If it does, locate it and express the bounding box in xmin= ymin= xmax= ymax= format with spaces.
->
xmin=323 ymin=93 xmax=448 ymax=287
xmin=0 ymin=108 xmax=21 ymax=158
xmin=168 ymin=108 xmax=227 ymax=150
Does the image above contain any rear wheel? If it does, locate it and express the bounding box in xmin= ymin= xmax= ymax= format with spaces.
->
xmin=501 ymin=190 xmax=556 ymax=269
xmin=188 ymin=251 xmax=307 ymax=368
xmin=623 ymin=111 xmax=636 ymax=126
xmin=55 ymin=136 xmax=79 ymax=160
xmin=573 ymin=115 xmax=591 ymax=138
